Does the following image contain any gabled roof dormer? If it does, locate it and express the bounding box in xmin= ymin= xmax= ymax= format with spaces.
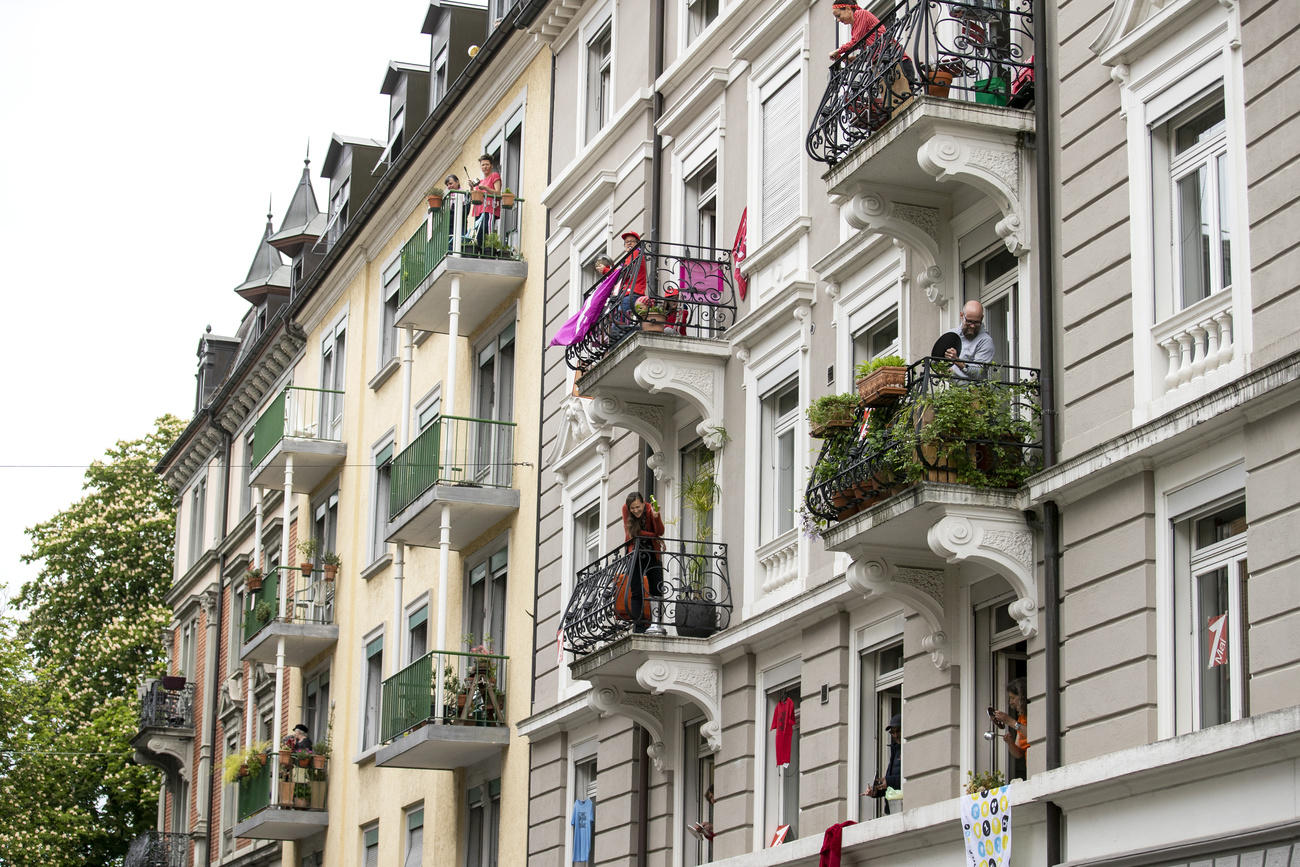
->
xmin=379 ymin=61 xmax=431 ymax=171
xmin=422 ymin=1 xmax=489 ymax=111
xmin=320 ymin=133 xmax=384 ymax=251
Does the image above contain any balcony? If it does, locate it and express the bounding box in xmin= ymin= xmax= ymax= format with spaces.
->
xmin=234 ymin=750 xmax=329 ymax=841
xmin=376 ymin=648 xmax=511 ymax=770
xmin=124 ymin=831 xmax=190 ymax=867
xmin=562 ymin=242 xmax=736 ymax=448
xmin=240 ymin=568 xmax=338 ymax=668
xmin=810 ymin=358 xmax=1042 ymax=644
xmin=130 ymin=679 xmax=195 ymax=778
xmin=386 ymin=414 xmax=519 ymax=550
xmin=249 ymin=386 xmax=347 ymax=492
xmin=394 ymin=191 xmax=528 ymax=337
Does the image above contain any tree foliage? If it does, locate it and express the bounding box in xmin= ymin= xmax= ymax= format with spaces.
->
xmin=0 ymin=415 xmax=186 ymax=866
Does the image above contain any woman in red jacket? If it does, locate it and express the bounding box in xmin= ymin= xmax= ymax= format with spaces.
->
xmin=622 ymin=491 xmax=665 ymax=633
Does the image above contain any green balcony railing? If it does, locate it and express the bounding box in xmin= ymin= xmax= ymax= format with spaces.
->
xmin=397 ymin=190 xmax=524 ymax=306
xmin=250 ymin=386 xmax=346 ymax=470
xmin=242 ymin=568 xmax=335 ymax=646
xmin=380 ymin=648 xmax=509 ymax=742
xmin=242 ymin=568 xmax=279 ymax=645
xmin=237 ymin=750 xmax=329 ymax=822
xmin=388 ymin=414 xmax=516 ymax=521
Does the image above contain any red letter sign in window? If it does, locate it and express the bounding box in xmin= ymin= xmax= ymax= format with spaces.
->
xmin=1207 ymin=613 xmax=1229 ymax=668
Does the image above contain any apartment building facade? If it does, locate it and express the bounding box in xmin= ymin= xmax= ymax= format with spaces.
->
xmin=135 ymin=3 xmax=552 ymax=865
xmin=523 ymin=1 xmax=1300 ymax=866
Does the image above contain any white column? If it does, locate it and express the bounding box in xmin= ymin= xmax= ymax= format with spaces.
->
xmin=273 ymin=457 xmax=292 ymax=758
xmin=247 ymin=488 xmax=263 ymax=745
xmin=434 ymin=276 xmax=462 ymax=715
xmin=392 ymin=326 xmax=415 ymax=673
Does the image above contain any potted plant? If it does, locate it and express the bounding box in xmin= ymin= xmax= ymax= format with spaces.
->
xmin=465 ymin=638 xmax=498 ymax=683
xmin=500 ymin=187 xmax=516 ymax=208
xmin=278 ymin=747 xmax=292 ymax=767
xmin=470 ymin=185 xmax=485 ymax=204
xmin=676 ymin=456 xmax=722 ymax=638
xmin=426 ymin=186 xmax=445 ymax=210
xmin=855 ymin=355 xmax=908 ymax=406
xmin=245 ymin=742 xmax=271 ymax=775
xmin=312 ymin=712 xmax=332 ymax=769
xmin=293 ymin=782 xmax=312 ymax=808
xmin=278 ymin=780 xmax=294 ymax=806
xmin=965 ymin=768 xmax=1007 ymax=795
xmin=807 ymin=392 xmax=860 ymax=437
xmin=321 ymin=551 xmax=341 ymax=582
xmin=253 ymin=600 xmax=274 ymax=626
xmin=245 ymin=565 xmax=264 ymax=592
xmin=292 ymin=748 xmax=313 ymax=769
xmin=222 ymin=749 xmax=251 ymax=784
xmin=634 ymin=297 xmax=668 ymax=332
xmin=442 ymin=664 xmax=463 ymax=720
xmin=297 ymin=539 xmax=317 ymax=576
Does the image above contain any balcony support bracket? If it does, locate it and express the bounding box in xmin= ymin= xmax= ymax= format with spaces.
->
xmin=847 ymin=558 xmax=951 ymax=670
xmin=588 ymin=683 xmax=668 ymax=772
xmin=917 ymin=130 xmax=1028 ymax=258
xmin=631 ymin=356 xmax=728 ymax=451
xmin=636 ymin=657 xmax=722 ymax=754
xmin=846 ymin=192 xmax=948 ymax=309
xmin=928 ymin=507 xmax=1037 ymax=637
xmin=588 ymin=397 xmax=668 ymax=477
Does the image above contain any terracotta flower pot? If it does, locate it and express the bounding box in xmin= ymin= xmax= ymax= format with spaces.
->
xmin=278 ymin=750 xmax=291 ymax=767
xmin=427 ymin=194 xmax=443 ymax=209
xmin=323 ymin=563 xmax=337 ymax=582
xmin=470 ymin=189 xmax=485 ymax=204
xmin=640 ymin=314 xmax=668 ymax=332
xmin=501 ymin=191 xmax=516 ymax=208
xmin=311 ymin=755 xmax=326 ymax=770
xmin=300 ymin=561 xmax=313 ymax=577
xmin=927 ymin=68 xmax=955 ymax=98
xmin=245 ymin=572 xmax=263 ymax=591
xmin=857 ymin=366 xmax=908 ymax=406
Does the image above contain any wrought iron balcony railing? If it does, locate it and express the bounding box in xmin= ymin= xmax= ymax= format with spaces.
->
xmin=381 ymin=648 xmax=510 ymax=741
xmin=250 ymin=386 xmax=346 ymax=469
xmin=243 ymin=568 xmax=335 ymax=645
xmin=398 ymin=190 xmax=524 ymax=305
xmin=807 ymin=0 xmax=1034 ymax=166
xmin=138 ymin=680 xmax=195 ymax=731
xmin=236 ymin=750 xmax=329 ymax=822
xmin=125 ymin=830 xmax=190 ymax=867
xmin=804 ymin=358 xmax=1041 ymax=523
xmin=562 ymin=241 xmax=738 ymax=372
xmin=388 ymin=414 xmax=517 ymax=520
xmin=560 ymin=537 xmax=732 ymax=656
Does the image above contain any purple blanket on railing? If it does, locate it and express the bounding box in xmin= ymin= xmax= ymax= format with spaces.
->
xmin=548 ymin=266 xmax=624 ymax=347
xmin=678 ymin=260 xmax=724 ymax=301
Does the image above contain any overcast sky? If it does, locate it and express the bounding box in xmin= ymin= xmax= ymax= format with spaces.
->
xmin=0 ymin=0 xmax=436 ymax=598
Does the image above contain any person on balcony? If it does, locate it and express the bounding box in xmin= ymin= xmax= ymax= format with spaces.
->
xmin=286 ymin=723 xmax=313 ymax=752
xmin=943 ymin=300 xmax=995 ymax=381
xmin=622 ymin=491 xmax=665 ymax=633
xmin=611 ymin=231 xmax=649 ymax=341
xmin=864 ymin=714 xmax=902 ymax=813
xmin=829 ymin=1 xmax=883 ymax=62
xmin=444 ymin=174 xmax=465 ymax=240
xmin=990 ymin=678 xmax=1029 ymax=760
xmin=466 ymin=154 xmax=502 ymax=249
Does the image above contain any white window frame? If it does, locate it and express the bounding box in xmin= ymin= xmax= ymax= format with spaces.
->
xmin=320 ymin=311 xmax=348 ymax=439
xmin=377 ymin=252 xmax=402 ymax=375
xmin=756 ymin=655 xmax=801 ymax=848
xmin=759 ymin=377 xmax=800 ymax=545
xmin=1161 ymin=96 xmax=1231 ymax=314
xmin=415 ymin=384 xmax=442 ymax=433
xmin=962 ymin=241 xmax=1021 ymax=370
xmin=362 ymin=824 xmax=379 ymax=867
xmin=682 ymin=715 xmax=716 ymax=866
xmin=684 ymin=0 xmax=722 ymax=47
xmin=578 ymin=6 xmax=615 ymax=146
xmin=567 ymin=741 xmax=599 ymax=866
xmin=747 ymin=34 xmax=805 ymax=249
xmin=464 ymin=538 xmax=509 ymax=653
xmin=848 ymin=613 xmax=906 ymax=821
xmin=432 ymin=47 xmax=448 ymax=106
xmin=369 ymin=434 xmax=395 ymax=567
xmin=222 ymin=730 xmax=239 ymax=854
xmin=557 ymin=446 xmax=605 ymax=702
xmin=404 ymin=803 xmax=425 ymax=867
xmin=405 ymin=595 xmax=430 ymax=665
xmin=360 ymin=628 xmax=385 ymax=754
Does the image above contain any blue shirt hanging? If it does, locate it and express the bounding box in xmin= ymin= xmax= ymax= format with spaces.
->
xmin=571 ymin=798 xmax=595 ymax=862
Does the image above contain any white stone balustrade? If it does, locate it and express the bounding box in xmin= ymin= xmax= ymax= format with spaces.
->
xmin=757 ymin=531 xmax=800 ymax=595
xmin=1153 ymin=294 xmax=1234 ymax=394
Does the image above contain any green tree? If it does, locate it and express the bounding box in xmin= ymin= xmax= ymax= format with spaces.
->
xmin=0 ymin=415 xmax=185 ymax=866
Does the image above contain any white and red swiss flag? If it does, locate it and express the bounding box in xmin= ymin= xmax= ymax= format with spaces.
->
xmin=732 ymin=208 xmax=748 ymax=301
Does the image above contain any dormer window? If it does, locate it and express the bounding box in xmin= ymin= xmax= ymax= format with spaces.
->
xmin=327 ymin=179 xmax=350 ymax=247
xmin=433 ymin=47 xmax=448 ymax=105
xmin=388 ymin=104 xmax=405 ymax=164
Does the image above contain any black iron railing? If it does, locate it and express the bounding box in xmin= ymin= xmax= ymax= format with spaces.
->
xmin=805 ymin=358 xmax=1041 ymax=522
xmin=138 ymin=680 xmax=196 ymax=731
xmin=560 ymin=537 xmax=732 ymax=655
xmin=563 ymin=242 xmax=738 ymax=372
xmin=807 ymin=0 xmax=1034 ymax=165
xmin=125 ymin=831 xmax=190 ymax=867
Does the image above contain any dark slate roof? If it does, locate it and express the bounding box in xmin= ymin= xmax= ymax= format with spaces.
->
xmin=270 ymin=158 xmax=322 ymax=249
xmin=233 ymin=213 xmax=292 ymax=301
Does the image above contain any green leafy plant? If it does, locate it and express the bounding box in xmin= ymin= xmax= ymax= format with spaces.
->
xmin=680 ymin=455 xmax=720 ymax=593
xmin=854 ymin=354 xmax=907 ymax=381
xmin=634 ymin=296 xmax=667 ymax=316
xmin=254 ymin=601 xmax=274 ymax=625
xmin=293 ymin=782 xmax=313 ymax=802
xmin=321 ymin=551 xmax=342 ymax=568
xmin=806 ymin=392 xmax=860 ymax=429
xmin=965 ymin=768 xmax=1007 ymax=795
xmin=296 ymin=539 xmax=318 ymax=560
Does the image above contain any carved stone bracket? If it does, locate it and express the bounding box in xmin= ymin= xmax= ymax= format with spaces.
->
xmin=927 ymin=507 xmax=1037 ymax=637
xmin=846 ymin=559 xmax=951 ymax=670
xmin=917 ymin=133 xmax=1028 ymax=258
xmin=845 ymin=192 xmax=948 ymax=309
xmin=548 ymin=395 xmax=598 ymax=482
xmin=635 ymin=657 xmax=722 ymax=753
xmin=632 ymin=354 xmax=727 ymax=436
xmin=588 ymin=684 xmax=667 ymax=772
xmin=587 ymin=396 xmax=667 ymax=463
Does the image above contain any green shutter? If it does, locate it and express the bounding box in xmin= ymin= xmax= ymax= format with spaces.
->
xmin=407 ymin=606 xmax=427 ymax=630
xmin=367 ymin=636 xmax=384 ymax=659
xmin=407 ymin=808 xmax=424 ymax=831
xmin=488 ymin=778 xmax=501 ymax=800
xmin=376 ymin=443 xmax=394 ymax=467
xmin=490 ymin=548 xmax=508 ymax=573
xmin=364 ymin=827 xmax=379 ymax=847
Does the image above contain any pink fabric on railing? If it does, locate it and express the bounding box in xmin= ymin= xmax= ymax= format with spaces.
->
xmin=677 ymin=260 xmax=725 ymax=303
xmin=549 ymin=266 xmax=624 ymax=347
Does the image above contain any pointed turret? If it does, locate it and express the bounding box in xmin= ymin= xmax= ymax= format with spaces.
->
xmin=270 ymin=152 xmax=327 ymax=257
xmin=233 ymin=207 xmax=292 ymax=303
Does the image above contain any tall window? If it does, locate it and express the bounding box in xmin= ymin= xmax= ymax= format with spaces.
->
xmin=380 ymin=259 xmax=402 ymax=369
xmin=858 ymin=643 xmax=903 ymax=819
xmin=680 ymin=442 xmax=715 ymax=543
xmin=585 ymin=21 xmax=613 ymax=142
xmin=313 ymin=492 xmax=339 ymax=564
xmin=760 ymin=70 xmax=801 ymax=243
xmin=852 ymin=311 xmax=900 ymax=374
xmin=303 ymin=669 xmax=331 ymax=746
xmin=171 ymin=777 xmax=190 ymax=833
xmin=466 ymin=547 xmax=509 ymax=650
xmin=640 ymin=443 xmax=658 ymax=504
xmin=686 ymin=0 xmax=720 ymax=44
xmin=573 ymin=756 xmax=597 ymax=865
xmin=485 ymin=110 xmax=524 ymax=247
xmin=228 ymin=586 xmax=243 ymax=676
xmin=764 ymin=681 xmax=800 ymax=841
xmin=476 ymin=323 xmax=515 ymax=486
xmin=188 ymin=476 xmax=207 ymax=567
xmin=467 ymin=780 xmax=501 ymax=867
xmin=1163 ymin=97 xmax=1230 ymax=312
xmin=362 ymin=635 xmax=384 ymax=750
xmin=222 ymin=731 xmax=239 ymax=854
xmin=760 ymin=380 xmax=799 ymax=542
xmin=388 ymin=102 xmax=406 ymax=165
xmin=574 ymin=504 xmax=603 ymax=572
xmin=962 ymin=246 xmax=1019 ymax=369
xmin=362 ymin=825 xmax=379 ymax=867
xmin=327 ymin=178 xmax=350 ymax=248
xmin=683 ymin=720 xmax=715 ymax=866
xmin=407 ymin=604 xmax=428 ymax=663
xmin=372 ymin=442 xmax=394 ymax=564
xmin=684 ymin=159 xmax=718 ymax=249
xmin=240 ymin=430 xmax=255 ymax=515
xmin=321 ymin=321 xmax=347 ymax=439
xmin=179 ymin=616 xmax=197 ymax=677
xmin=416 ymin=386 xmax=442 ymax=433
xmin=433 ymin=48 xmax=448 ymax=105
xmin=1174 ymin=498 xmax=1248 ymax=731
xmin=404 ymin=806 xmax=424 ymax=867
xmin=973 ymin=595 xmax=1027 ymax=782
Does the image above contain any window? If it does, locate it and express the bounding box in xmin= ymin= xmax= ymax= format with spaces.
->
xmin=407 ymin=604 xmax=428 ymax=663
xmin=380 ymin=259 xmax=402 ymax=369
xmin=228 ymin=585 xmax=243 ymax=676
xmin=362 ymin=825 xmax=379 ymax=867
xmin=851 ymin=311 xmax=900 ymax=373
xmin=327 ymin=178 xmax=350 ymax=248
xmin=760 ymin=380 xmax=799 ymax=542
xmin=467 ymin=780 xmax=502 ymax=867
xmin=1174 ymin=498 xmax=1248 ymax=731
xmin=972 ymin=592 xmax=1027 ymax=782
xmin=321 ymin=321 xmax=347 ymax=439
xmin=362 ymin=634 xmax=384 ymax=750
xmin=1160 ymin=97 xmax=1230 ymax=312
xmin=372 ymin=442 xmax=394 ymax=563
xmin=222 ymin=732 xmax=239 ymax=854
xmin=858 ymin=643 xmax=903 ymax=819
xmin=683 ymin=720 xmax=715 ymax=866
xmin=640 ymin=443 xmax=658 ymax=505
xmin=416 ymin=386 xmax=443 ymax=433
xmin=302 ymin=669 xmax=331 ymax=746
xmin=240 ymin=430 xmax=255 ymax=515
xmin=490 ymin=0 xmax=513 ymax=26
xmin=963 ymin=246 xmax=1019 ymax=369
xmin=759 ymin=70 xmax=801 ymax=243
xmin=476 ymin=323 xmax=515 ymax=424
xmin=172 ymin=777 xmax=190 ymax=834
xmin=259 ymin=705 xmax=274 ymax=744
xmin=573 ymin=504 xmax=603 ymax=572
xmin=466 ymin=547 xmax=508 ymax=650
xmin=404 ymin=806 xmax=424 ymax=867
xmin=484 ymin=108 xmax=524 ymax=247
xmin=764 ymin=681 xmax=800 ymax=841
xmin=585 ymin=21 xmax=613 ymax=142
xmin=313 ymin=492 xmax=339 ymax=566
xmin=188 ymin=476 xmax=208 ymax=567
xmin=573 ymin=756 xmax=597 ymax=864
xmin=679 ymin=442 xmax=715 ymax=543
xmin=180 ymin=615 xmax=198 ymax=677
xmin=686 ymin=0 xmax=720 ymax=44
xmin=388 ymin=103 xmax=406 ymax=165
xmin=684 ymin=159 xmax=718 ymax=249
xmin=433 ymin=48 xmax=448 ymax=105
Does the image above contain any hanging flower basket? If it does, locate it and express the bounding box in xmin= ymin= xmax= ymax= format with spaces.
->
xmin=500 ymin=190 xmax=516 ymax=208
xmin=245 ymin=569 xmax=264 ymax=592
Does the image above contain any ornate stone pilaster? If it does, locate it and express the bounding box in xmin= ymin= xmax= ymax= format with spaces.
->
xmin=636 ymin=657 xmax=723 ymax=753
xmin=588 ymin=685 xmax=667 ymax=772
xmin=927 ymin=508 xmax=1037 ymax=637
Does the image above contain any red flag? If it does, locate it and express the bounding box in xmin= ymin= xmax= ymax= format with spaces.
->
xmin=732 ymin=208 xmax=748 ymax=301
xmin=1207 ymin=613 xmax=1228 ymax=667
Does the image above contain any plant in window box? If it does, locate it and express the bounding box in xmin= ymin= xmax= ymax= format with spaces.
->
xmin=854 ymin=355 xmax=908 ymax=406
xmin=292 ymin=782 xmax=312 ymax=808
xmin=245 ymin=565 xmax=264 ymax=592
xmin=426 ymin=186 xmax=445 ymax=210
xmin=676 ymin=457 xmax=722 ymax=638
xmin=964 ymin=768 xmax=1007 ymax=795
xmin=806 ymin=392 xmax=860 ymax=437
xmin=634 ymin=296 xmax=668 ymax=332
xmin=320 ymin=551 xmax=341 ymax=582
xmin=296 ymin=539 xmax=318 ymax=576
